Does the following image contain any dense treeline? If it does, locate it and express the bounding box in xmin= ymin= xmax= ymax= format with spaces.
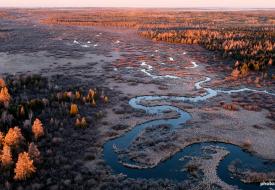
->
xmin=41 ymin=9 xmax=275 ymax=77
xmin=140 ymin=28 xmax=275 ymax=77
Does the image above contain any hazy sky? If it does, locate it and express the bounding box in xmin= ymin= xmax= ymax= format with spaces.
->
xmin=0 ymin=0 xmax=275 ymax=8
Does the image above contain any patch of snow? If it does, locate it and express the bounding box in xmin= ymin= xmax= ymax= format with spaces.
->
xmin=185 ymin=61 xmax=199 ymax=69
xmin=73 ymin=40 xmax=80 ymax=44
xmin=81 ymin=44 xmax=89 ymax=48
xmin=141 ymin=62 xmax=153 ymax=70
xmin=141 ymin=69 xmax=179 ymax=79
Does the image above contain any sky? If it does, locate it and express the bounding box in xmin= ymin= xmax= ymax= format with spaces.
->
xmin=0 ymin=0 xmax=275 ymax=8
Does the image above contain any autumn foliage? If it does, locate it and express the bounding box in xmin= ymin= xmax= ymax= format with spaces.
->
xmin=75 ymin=117 xmax=88 ymax=128
xmin=0 ymin=78 xmax=6 ymax=88
xmin=70 ymin=103 xmax=79 ymax=116
xmin=0 ymin=132 xmax=4 ymax=145
xmin=14 ymin=152 xmax=36 ymax=180
xmin=0 ymin=86 xmax=11 ymax=104
xmin=4 ymin=127 xmax=24 ymax=147
xmin=141 ymin=29 xmax=274 ymax=76
xmin=0 ymin=75 xmax=108 ymax=182
xmin=0 ymin=78 xmax=9 ymax=103
xmin=32 ymin=118 xmax=44 ymax=139
xmin=1 ymin=144 xmax=13 ymax=167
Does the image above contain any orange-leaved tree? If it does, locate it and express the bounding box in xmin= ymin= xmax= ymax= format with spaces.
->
xmin=1 ymin=144 xmax=13 ymax=167
xmin=14 ymin=152 xmax=36 ymax=180
xmin=32 ymin=119 xmax=44 ymax=140
xmin=4 ymin=127 xmax=24 ymax=147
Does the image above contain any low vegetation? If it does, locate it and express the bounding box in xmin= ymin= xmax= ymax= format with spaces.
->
xmin=42 ymin=9 xmax=275 ymax=78
xmin=228 ymin=160 xmax=275 ymax=183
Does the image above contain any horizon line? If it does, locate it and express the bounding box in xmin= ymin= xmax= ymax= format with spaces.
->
xmin=1 ymin=6 xmax=275 ymax=9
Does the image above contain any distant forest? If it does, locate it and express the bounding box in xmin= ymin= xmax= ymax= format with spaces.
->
xmin=42 ymin=9 xmax=275 ymax=78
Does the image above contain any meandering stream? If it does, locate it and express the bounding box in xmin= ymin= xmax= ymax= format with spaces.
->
xmin=103 ymin=57 xmax=275 ymax=189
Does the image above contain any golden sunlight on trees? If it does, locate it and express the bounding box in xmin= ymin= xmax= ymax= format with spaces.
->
xmin=0 ymin=75 xmax=109 ymax=183
xmin=75 ymin=117 xmax=88 ymax=128
xmin=0 ymin=78 xmax=6 ymax=88
xmin=0 ymin=132 xmax=4 ymax=145
xmin=1 ymin=144 xmax=13 ymax=167
xmin=14 ymin=152 xmax=36 ymax=180
xmin=140 ymin=28 xmax=274 ymax=76
xmin=70 ymin=103 xmax=79 ymax=116
xmin=0 ymin=87 xmax=11 ymax=104
xmin=86 ymin=89 xmax=97 ymax=107
xmin=32 ymin=119 xmax=44 ymax=140
xmin=4 ymin=127 xmax=24 ymax=147
xmin=87 ymin=89 xmax=95 ymax=101
xmin=75 ymin=91 xmax=81 ymax=100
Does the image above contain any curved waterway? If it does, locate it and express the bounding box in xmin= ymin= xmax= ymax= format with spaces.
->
xmin=103 ymin=77 xmax=275 ymax=190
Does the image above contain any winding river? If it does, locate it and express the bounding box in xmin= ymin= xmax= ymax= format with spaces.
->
xmin=103 ymin=62 xmax=275 ymax=189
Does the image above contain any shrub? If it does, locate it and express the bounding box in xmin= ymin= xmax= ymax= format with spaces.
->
xmin=32 ymin=118 xmax=44 ymax=140
xmin=4 ymin=127 xmax=24 ymax=147
xmin=14 ymin=152 xmax=36 ymax=180
xmin=1 ymin=144 xmax=13 ymax=167
xmin=186 ymin=164 xmax=199 ymax=177
xmin=222 ymin=103 xmax=239 ymax=111
xmin=231 ymin=68 xmax=240 ymax=78
xmin=70 ymin=104 xmax=79 ymax=116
